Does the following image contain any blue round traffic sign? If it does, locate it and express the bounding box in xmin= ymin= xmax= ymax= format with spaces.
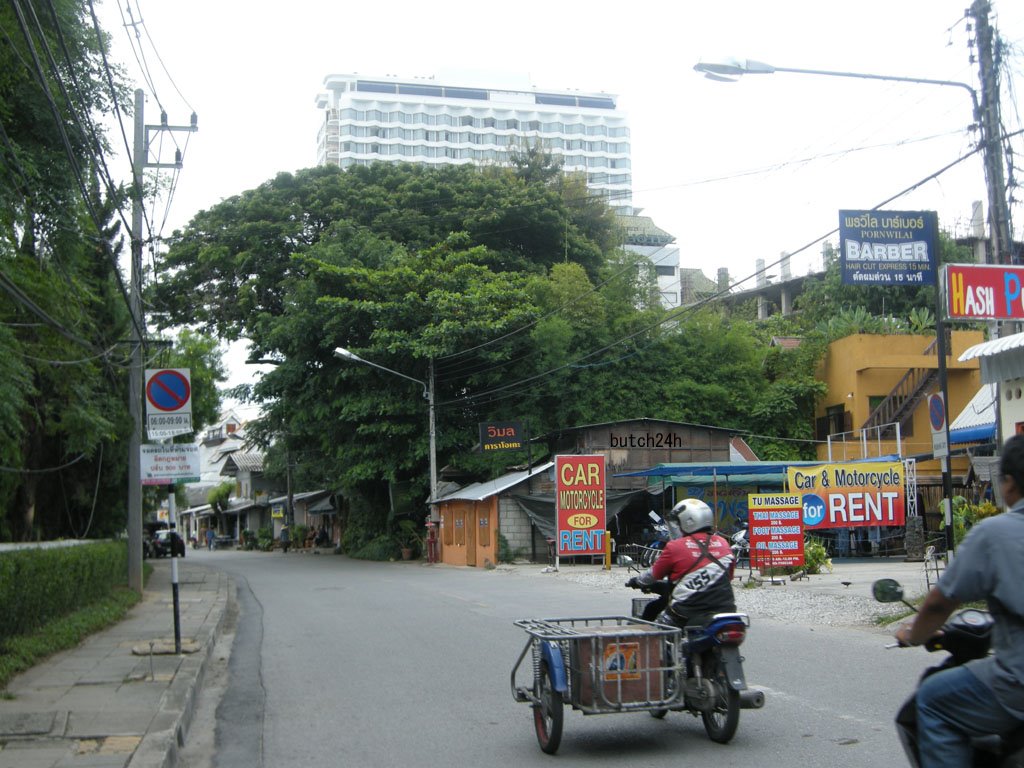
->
xmin=928 ymin=394 xmax=945 ymax=432
xmin=146 ymin=370 xmax=191 ymax=412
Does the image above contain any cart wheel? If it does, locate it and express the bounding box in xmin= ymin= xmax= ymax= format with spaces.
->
xmin=701 ymin=661 xmax=740 ymax=743
xmin=649 ymin=708 xmax=667 ymax=719
xmin=533 ymin=660 xmax=563 ymax=754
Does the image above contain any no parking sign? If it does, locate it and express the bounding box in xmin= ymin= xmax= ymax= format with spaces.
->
xmin=145 ymin=368 xmax=192 ymax=439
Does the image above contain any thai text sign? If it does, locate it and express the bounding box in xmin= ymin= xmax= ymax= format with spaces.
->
xmin=945 ymin=264 xmax=1024 ymax=320
xmin=140 ymin=444 xmax=200 ymax=486
xmin=556 ymin=455 xmax=606 ymax=557
xmin=788 ymin=462 xmax=905 ymax=529
xmin=478 ymin=420 xmax=524 ymax=452
xmin=747 ymin=494 xmax=804 ymax=567
xmin=839 ymin=210 xmax=937 ymax=286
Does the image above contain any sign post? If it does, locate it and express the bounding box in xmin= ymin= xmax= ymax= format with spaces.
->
xmin=143 ymin=367 xmax=193 ymax=653
xmin=928 ymin=392 xmax=949 ymax=459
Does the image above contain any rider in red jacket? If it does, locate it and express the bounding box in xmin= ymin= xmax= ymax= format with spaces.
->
xmin=631 ymin=498 xmax=737 ymax=628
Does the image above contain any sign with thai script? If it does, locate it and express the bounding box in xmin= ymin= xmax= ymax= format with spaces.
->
xmin=788 ymin=462 xmax=905 ymax=529
xmin=556 ymin=455 xmax=606 ymax=557
xmin=839 ymin=210 xmax=937 ymax=286
xmin=747 ymin=494 xmax=804 ymax=567
xmin=140 ymin=444 xmax=200 ymax=486
xmin=945 ymin=264 xmax=1024 ymax=320
xmin=478 ymin=421 xmax=525 ymax=452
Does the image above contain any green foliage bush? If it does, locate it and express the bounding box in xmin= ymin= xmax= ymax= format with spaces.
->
xmin=256 ymin=526 xmax=274 ymax=551
xmin=945 ymin=497 xmax=1002 ymax=547
xmin=0 ymin=542 xmax=128 ymax=644
xmin=0 ymin=583 xmax=141 ymax=689
xmin=497 ymin=533 xmax=513 ymax=564
xmin=349 ymin=534 xmax=401 ymax=561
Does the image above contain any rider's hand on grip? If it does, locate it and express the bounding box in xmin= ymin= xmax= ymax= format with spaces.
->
xmin=625 ymin=577 xmax=640 ymax=589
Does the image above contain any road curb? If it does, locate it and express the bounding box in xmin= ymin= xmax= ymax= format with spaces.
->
xmin=127 ymin=573 xmax=234 ymax=768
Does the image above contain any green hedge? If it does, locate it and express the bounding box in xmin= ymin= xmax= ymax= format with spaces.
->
xmin=0 ymin=542 xmax=128 ymax=643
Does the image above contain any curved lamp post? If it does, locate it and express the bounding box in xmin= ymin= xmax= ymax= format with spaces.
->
xmin=693 ymin=58 xmax=980 ymax=115
xmin=334 ymin=347 xmax=438 ymax=516
xmin=693 ymin=56 xmax=993 ymax=555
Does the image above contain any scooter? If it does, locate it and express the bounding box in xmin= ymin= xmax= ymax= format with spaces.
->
xmin=627 ymin=579 xmax=764 ymax=741
xmin=873 ymin=578 xmax=1024 ymax=767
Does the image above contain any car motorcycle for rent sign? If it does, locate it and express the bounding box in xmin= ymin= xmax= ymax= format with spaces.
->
xmin=838 ymin=210 xmax=937 ymax=286
xmin=788 ymin=462 xmax=906 ymax=530
xmin=555 ymin=455 xmax=606 ymax=557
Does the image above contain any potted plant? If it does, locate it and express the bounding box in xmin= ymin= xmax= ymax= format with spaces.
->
xmin=397 ymin=519 xmax=421 ymax=560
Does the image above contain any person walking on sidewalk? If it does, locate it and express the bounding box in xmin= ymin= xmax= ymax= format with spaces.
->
xmin=205 ymin=527 xmax=215 ymax=551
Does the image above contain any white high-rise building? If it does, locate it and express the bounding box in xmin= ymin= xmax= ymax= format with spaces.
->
xmin=315 ymin=73 xmax=632 ymax=211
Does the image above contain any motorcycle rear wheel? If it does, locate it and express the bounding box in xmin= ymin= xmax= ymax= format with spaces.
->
xmin=701 ymin=660 xmax=740 ymax=743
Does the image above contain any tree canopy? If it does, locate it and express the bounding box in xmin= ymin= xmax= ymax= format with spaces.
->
xmin=153 ymin=157 xmax=834 ymax=532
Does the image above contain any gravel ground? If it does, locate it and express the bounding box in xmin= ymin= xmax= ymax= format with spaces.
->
xmin=495 ymin=563 xmax=916 ymax=628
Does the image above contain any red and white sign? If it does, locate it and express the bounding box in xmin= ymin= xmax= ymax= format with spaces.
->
xmin=747 ymin=494 xmax=804 ymax=568
xmin=945 ymin=264 xmax=1024 ymax=320
xmin=555 ymin=455 xmax=606 ymax=557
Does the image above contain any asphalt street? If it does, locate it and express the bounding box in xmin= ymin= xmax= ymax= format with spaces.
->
xmin=185 ymin=550 xmax=934 ymax=768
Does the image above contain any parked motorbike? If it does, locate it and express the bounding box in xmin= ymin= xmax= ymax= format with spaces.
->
xmin=627 ymin=579 xmax=763 ymax=741
xmin=873 ymin=578 xmax=1024 ymax=767
xmin=730 ymin=522 xmax=750 ymax=570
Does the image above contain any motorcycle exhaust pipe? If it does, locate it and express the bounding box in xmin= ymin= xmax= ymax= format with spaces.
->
xmin=739 ymin=689 xmax=765 ymax=709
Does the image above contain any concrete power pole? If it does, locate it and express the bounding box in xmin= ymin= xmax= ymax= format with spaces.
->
xmin=969 ymin=0 xmax=1013 ymax=266
xmin=128 ymin=89 xmax=197 ymax=593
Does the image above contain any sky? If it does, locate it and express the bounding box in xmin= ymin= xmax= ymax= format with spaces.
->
xmin=96 ymin=0 xmax=1024 ymax=389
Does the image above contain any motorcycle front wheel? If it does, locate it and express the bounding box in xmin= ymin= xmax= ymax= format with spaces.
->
xmin=533 ymin=660 xmax=563 ymax=754
xmin=701 ymin=657 xmax=740 ymax=743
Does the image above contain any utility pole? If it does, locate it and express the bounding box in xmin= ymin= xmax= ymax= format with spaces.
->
xmin=969 ymin=0 xmax=1013 ymax=267
xmin=128 ymin=89 xmax=197 ymax=593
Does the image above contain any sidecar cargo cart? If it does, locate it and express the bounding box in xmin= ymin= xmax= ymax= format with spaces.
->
xmin=511 ymin=616 xmax=684 ymax=753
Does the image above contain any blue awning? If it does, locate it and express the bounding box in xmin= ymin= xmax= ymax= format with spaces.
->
xmin=949 ymin=424 xmax=996 ymax=445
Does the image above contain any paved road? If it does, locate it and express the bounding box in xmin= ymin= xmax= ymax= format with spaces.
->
xmin=177 ymin=550 xmax=935 ymax=767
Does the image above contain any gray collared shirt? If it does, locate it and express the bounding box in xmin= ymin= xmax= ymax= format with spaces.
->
xmin=939 ymin=499 xmax=1024 ymax=716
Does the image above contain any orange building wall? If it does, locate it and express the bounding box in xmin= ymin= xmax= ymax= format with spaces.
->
xmin=437 ymin=498 xmax=498 ymax=568
xmin=815 ymin=331 xmax=983 ymax=479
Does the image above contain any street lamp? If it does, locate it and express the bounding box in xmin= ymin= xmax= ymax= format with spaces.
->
xmin=694 ymin=56 xmax=987 ymax=555
xmin=693 ymin=58 xmax=981 ymax=115
xmin=333 ymin=347 xmax=438 ymax=517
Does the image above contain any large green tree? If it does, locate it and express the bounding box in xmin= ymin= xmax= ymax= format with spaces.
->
xmin=154 ymin=159 xmax=831 ymax=535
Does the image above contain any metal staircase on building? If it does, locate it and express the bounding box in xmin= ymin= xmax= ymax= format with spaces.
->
xmin=860 ymin=337 xmax=943 ymax=439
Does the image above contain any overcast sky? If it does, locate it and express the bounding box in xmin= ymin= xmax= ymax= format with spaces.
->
xmin=97 ymin=0 xmax=1024 ymax=387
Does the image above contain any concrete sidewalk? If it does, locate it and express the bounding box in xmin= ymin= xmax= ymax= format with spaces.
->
xmin=0 ymin=560 xmax=230 ymax=768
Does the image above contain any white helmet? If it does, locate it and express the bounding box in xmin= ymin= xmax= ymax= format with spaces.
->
xmin=669 ymin=498 xmax=714 ymax=534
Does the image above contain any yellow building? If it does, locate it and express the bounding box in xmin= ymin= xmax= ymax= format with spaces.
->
xmin=814 ymin=331 xmax=984 ymax=491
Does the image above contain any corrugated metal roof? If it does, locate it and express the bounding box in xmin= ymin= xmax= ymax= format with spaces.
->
xmin=434 ymin=462 xmax=554 ymax=503
xmin=949 ymin=383 xmax=996 ymax=431
xmin=959 ymin=332 xmax=1024 ymax=360
xmin=959 ymin=332 xmax=1024 ymax=382
xmin=221 ymin=452 xmax=264 ymax=474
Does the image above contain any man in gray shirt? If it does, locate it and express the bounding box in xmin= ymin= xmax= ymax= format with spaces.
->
xmin=896 ymin=434 xmax=1024 ymax=767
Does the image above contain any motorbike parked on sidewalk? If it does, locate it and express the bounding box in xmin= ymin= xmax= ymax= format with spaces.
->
xmin=627 ymin=579 xmax=763 ymax=741
xmin=873 ymin=578 xmax=1024 ymax=767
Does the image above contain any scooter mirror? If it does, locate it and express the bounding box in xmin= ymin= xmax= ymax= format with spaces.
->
xmin=872 ymin=578 xmax=905 ymax=603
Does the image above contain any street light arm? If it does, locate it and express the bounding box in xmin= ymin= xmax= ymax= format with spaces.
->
xmin=333 ymin=347 xmax=428 ymax=399
xmin=694 ymin=58 xmax=979 ymax=117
